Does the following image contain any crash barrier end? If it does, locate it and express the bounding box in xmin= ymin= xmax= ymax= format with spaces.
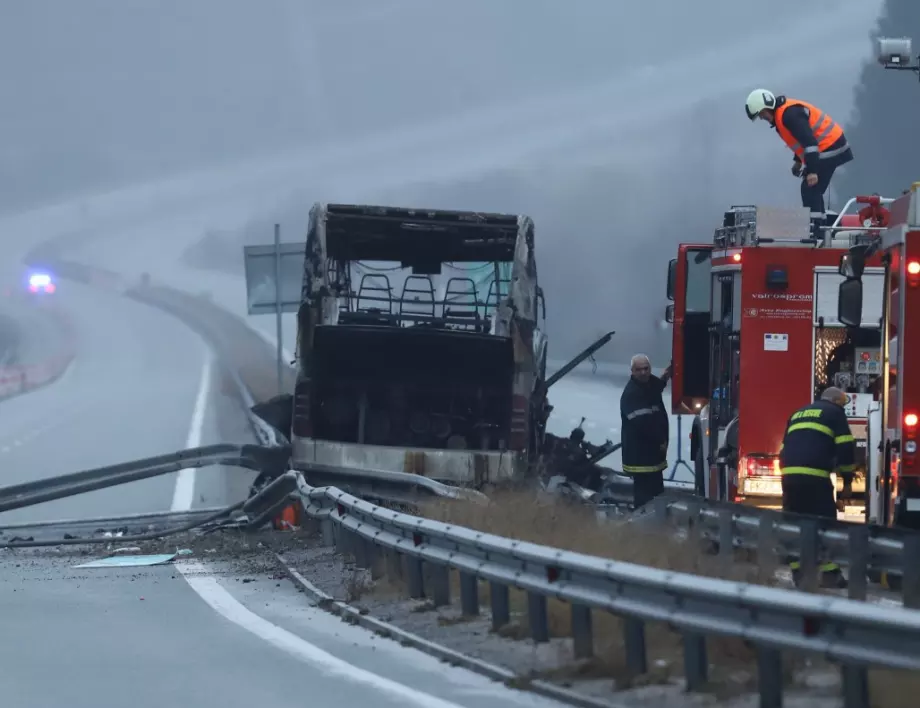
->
xmin=0 ymin=304 xmax=76 ymax=402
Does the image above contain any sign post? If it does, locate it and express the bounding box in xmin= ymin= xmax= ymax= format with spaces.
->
xmin=273 ymin=223 xmax=283 ymax=394
xmin=242 ymin=227 xmax=306 ymax=396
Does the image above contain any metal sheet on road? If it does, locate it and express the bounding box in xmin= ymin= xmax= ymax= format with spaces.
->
xmin=0 ymin=554 xmax=565 ymax=708
xmin=0 ymin=280 xmax=241 ymax=524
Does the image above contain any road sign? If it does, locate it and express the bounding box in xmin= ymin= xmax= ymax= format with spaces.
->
xmin=243 ymin=241 xmax=305 ymax=316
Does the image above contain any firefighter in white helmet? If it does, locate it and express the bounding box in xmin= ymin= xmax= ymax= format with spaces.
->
xmin=745 ymin=89 xmax=853 ymax=239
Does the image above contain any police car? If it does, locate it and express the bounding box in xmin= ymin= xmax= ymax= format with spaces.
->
xmin=26 ymin=272 xmax=57 ymax=296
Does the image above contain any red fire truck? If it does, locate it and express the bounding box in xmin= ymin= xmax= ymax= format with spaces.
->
xmin=837 ymin=183 xmax=920 ymax=530
xmin=666 ymin=196 xmax=893 ymax=521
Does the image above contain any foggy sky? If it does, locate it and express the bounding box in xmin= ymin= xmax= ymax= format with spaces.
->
xmin=3 ymin=0 xmax=886 ymax=360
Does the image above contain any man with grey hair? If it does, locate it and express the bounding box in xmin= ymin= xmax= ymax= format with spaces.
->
xmin=620 ymin=354 xmax=672 ymax=508
xmin=779 ymin=385 xmax=856 ymax=589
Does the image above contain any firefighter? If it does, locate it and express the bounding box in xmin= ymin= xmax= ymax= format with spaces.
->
xmin=620 ymin=354 xmax=671 ymax=508
xmin=744 ymin=89 xmax=853 ymax=239
xmin=779 ymin=386 xmax=856 ymax=589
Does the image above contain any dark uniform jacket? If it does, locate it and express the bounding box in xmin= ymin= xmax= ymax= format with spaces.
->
xmin=780 ymin=400 xmax=856 ymax=479
xmin=620 ymin=375 xmax=669 ymax=474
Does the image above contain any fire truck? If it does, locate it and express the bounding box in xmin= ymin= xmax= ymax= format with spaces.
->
xmin=666 ymin=196 xmax=893 ymax=521
xmin=837 ymin=183 xmax=920 ymax=530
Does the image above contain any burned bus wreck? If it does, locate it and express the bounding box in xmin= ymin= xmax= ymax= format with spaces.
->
xmin=289 ymin=203 xmax=546 ymax=486
xmin=248 ymin=203 xmax=610 ymax=488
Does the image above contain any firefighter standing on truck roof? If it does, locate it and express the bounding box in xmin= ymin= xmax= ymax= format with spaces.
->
xmin=621 ymin=354 xmax=671 ymax=509
xmin=780 ymin=386 xmax=856 ymax=589
xmin=744 ymin=89 xmax=853 ymax=240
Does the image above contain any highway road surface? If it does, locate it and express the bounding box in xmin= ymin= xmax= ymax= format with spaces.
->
xmin=0 ymin=235 xmax=575 ymax=708
xmin=0 ymin=278 xmax=253 ymax=525
xmin=0 ymin=267 xmax=568 ymax=708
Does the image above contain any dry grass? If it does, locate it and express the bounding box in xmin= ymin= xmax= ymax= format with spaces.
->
xmin=420 ymin=489 xmax=774 ymax=583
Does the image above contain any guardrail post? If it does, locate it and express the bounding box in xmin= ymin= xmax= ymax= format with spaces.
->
xmin=353 ymin=534 xmax=371 ymax=569
xmin=429 ymin=564 xmax=451 ymax=608
xmin=757 ymin=515 xmax=776 ymax=571
xmin=799 ymin=518 xmax=819 ymax=593
xmin=459 ymin=572 xmax=479 ymax=616
xmin=321 ymin=519 xmax=335 ymax=547
xmin=902 ymin=534 xmax=920 ymax=609
xmin=682 ymin=634 xmax=708 ymax=691
xmin=841 ymin=664 xmax=869 ymax=708
xmin=385 ymin=550 xmax=403 ymax=583
xmin=718 ymin=509 xmax=734 ymax=564
xmin=623 ymin=618 xmax=647 ymax=676
xmin=756 ymin=647 xmax=783 ymax=708
xmin=570 ymin=605 xmax=593 ymax=659
xmin=847 ymin=526 xmax=869 ymax=601
xmin=685 ymin=501 xmax=701 ymax=548
xmin=406 ymin=557 xmax=425 ymax=599
xmin=335 ymin=526 xmax=350 ymax=556
xmin=527 ymin=593 xmax=550 ymax=643
xmin=490 ymin=582 xmax=510 ymax=630
xmin=368 ymin=542 xmax=385 ymax=580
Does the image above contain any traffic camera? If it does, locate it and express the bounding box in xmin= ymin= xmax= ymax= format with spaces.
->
xmin=876 ymin=37 xmax=919 ymax=77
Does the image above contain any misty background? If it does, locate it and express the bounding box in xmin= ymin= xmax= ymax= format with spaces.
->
xmin=2 ymin=0 xmax=909 ymax=363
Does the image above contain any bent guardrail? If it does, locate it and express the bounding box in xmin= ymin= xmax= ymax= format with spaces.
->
xmin=264 ymin=470 xmax=920 ymax=708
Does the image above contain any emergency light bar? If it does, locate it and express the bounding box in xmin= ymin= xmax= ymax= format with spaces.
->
xmin=28 ymin=273 xmax=52 ymax=287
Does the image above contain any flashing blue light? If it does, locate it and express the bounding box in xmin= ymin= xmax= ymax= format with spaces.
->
xmin=29 ymin=273 xmax=52 ymax=287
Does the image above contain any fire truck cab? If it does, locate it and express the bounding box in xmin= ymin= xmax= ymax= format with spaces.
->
xmin=838 ymin=184 xmax=920 ymax=529
xmin=666 ymin=196 xmax=892 ymax=521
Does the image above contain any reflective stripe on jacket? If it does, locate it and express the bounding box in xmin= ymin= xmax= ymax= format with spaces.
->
xmin=779 ymin=400 xmax=856 ymax=478
xmin=774 ymin=99 xmax=845 ymax=161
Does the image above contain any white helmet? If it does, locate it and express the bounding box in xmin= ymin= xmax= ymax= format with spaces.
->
xmin=745 ymin=89 xmax=776 ymax=121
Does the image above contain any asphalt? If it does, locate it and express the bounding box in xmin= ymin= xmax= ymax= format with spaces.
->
xmin=0 ymin=278 xmax=254 ymax=525
xmin=0 ymin=255 xmax=570 ymax=708
xmin=0 ymin=550 xmax=568 ymax=708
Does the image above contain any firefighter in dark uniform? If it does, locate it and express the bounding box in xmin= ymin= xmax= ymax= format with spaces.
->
xmin=621 ymin=354 xmax=671 ymax=508
xmin=779 ymin=386 xmax=856 ymax=588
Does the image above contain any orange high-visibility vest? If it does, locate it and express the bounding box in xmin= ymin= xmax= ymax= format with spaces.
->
xmin=774 ymin=99 xmax=844 ymax=160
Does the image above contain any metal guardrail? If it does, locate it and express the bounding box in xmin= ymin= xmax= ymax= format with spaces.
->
xmin=245 ymin=470 xmax=920 ymax=708
xmin=641 ymin=493 xmax=920 ymax=606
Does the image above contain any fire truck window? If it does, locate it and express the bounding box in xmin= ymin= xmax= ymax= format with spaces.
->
xmin=684 ymin=249 xmax=711 ymax=313
xmin=717 ymin=274 xmax=734 ymax=329
xmin=731 ymin=274 xmax=742 ymax=332
xmin=710 ymin=273 xmax=722 ymax=319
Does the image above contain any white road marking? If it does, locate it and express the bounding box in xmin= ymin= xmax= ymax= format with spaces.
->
xmin=169 ymin=352 xmax=212 ymax=512
xmin=179 ymin=561 xmax=468 ymax=708
xmin=167 ymin=349 xmax=473 ymax=707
